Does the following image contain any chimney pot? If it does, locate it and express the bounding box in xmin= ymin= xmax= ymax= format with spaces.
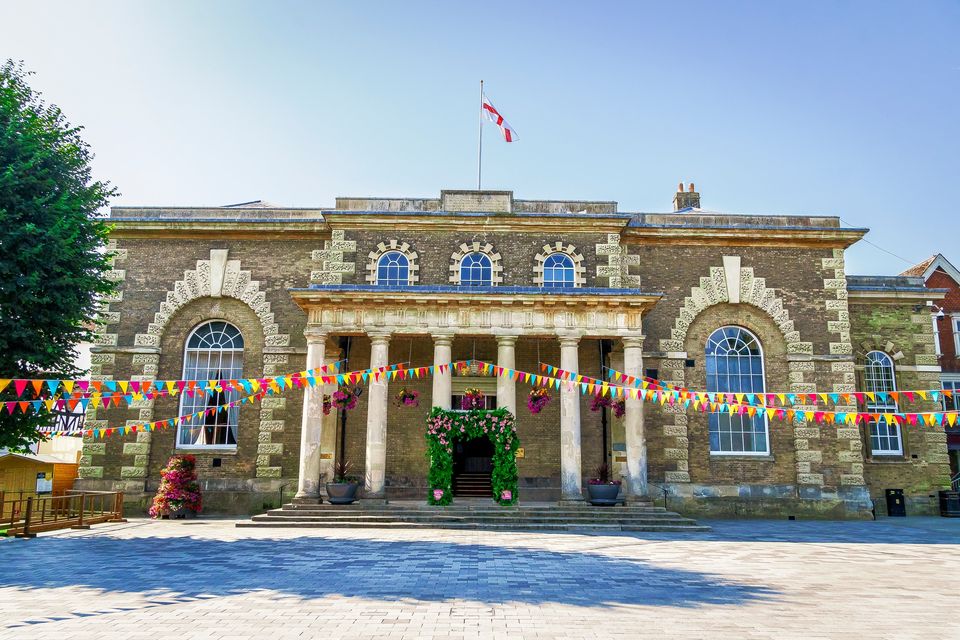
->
xmin=672 ymin=180 xmax=701 ymax=211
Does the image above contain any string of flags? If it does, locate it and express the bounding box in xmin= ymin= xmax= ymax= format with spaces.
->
xmin=599 ymin=366 xmax=953 ymax=409
xmin=36 ymin=356 xmax=960 ymax=442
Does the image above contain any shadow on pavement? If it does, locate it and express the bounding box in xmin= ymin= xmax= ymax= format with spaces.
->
xmin=0 ymin=533 xmax=777 ymax=610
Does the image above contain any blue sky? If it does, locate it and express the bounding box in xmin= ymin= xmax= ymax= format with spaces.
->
xmin=3 ymin=1 xmax=958 ymax=275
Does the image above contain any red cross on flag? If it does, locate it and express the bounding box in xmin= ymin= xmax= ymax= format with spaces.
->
xmin=482 ymin=94 xmax=518 ymax=142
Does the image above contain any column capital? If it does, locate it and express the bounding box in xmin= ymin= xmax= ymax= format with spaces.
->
xmin=558 ymin=335 xmax=581 ymax=348
xmin=496 ymin=335 xmax=519 ymax=346
xmin=431 ymin=333 xmax=455 ymax=347
xmin=622 ymin=335 xmax=646 ymax=350
xmin=368 ymin=332 xmax=391 ymax=344
xmin=304 ymin=327 xmax=329 ymax=343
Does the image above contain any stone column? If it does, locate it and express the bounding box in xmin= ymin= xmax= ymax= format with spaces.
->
xmin=364 ymin=332 xmax=390 ymax=499
xmin=295 ymin=328 xmax=327 ymax=501
xmin=496 ymin=335 xmax=518 ymax=416
xmin=622 ymin=336 xmax=648 ymax=500
xmin=559 ymin=336 xmax=583 ymax=502
xmin=432 ymin=334 xmax=453 ymax=410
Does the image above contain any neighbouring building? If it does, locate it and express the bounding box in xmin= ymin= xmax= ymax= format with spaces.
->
xmin=73 ymin=185 xmax=953 ymax=517
xmin=901 ymin=254 xmax=960 ymax=485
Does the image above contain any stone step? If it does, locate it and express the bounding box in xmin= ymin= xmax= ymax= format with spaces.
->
xmin=252 ymin=513 xmax=698 ymax=525
xmin=264 ymin=508 xmax=689 ymax=519
xmin=238 ymin=520 xmax=710 ymax=532
xmin=280 ymin=503 xmax=663 ymax=512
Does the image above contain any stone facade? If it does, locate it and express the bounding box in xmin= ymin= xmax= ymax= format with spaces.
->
xmin=75 ymin=189 xmax=952 ymax=517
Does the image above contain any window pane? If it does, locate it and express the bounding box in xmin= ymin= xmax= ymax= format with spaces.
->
xmin=178 ymin=321 xmax=243 ymax=447
xmin=706 ymin=326 xmax=769 ymax=454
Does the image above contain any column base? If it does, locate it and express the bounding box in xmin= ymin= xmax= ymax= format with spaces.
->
xmin=292 ymin=495 xmax=323 ymax=505
xmin=558 ymin=497 xmax=585 ymax=506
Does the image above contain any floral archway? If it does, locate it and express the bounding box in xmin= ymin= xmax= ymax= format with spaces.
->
xmin=425 ymin=407 xmax=519 ymax=506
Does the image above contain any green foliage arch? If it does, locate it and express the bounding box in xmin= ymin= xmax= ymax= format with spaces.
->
xmin=425 ymin=407 xmax=519 ymax=506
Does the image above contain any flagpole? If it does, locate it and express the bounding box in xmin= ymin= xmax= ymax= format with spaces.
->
xmin=477 ymin=79 xmax=483 ymax=190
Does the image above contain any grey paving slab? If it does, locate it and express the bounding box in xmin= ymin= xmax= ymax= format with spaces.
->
xmin=0 ymin=517 xmax=958 ymax=639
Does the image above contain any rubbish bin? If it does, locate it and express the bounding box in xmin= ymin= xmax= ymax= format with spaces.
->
xmin=939 ymin=491 xmax=960 ymax=517
xmin=885 ymin=488 xmax=906 ymax=517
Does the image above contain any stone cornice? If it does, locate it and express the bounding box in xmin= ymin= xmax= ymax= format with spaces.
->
xmin=320 ymin=211 xmax=634 ymax=233
xmin=107 ymin=218 xmax=331 ymax=240
xmin=289 ymin=286 xmax=659 ymax=338
xmin=622 ymin=225 xmax=868 ymax=249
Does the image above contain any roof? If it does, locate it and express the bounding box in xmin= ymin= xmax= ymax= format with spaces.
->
xmin=900 ymin=256 xmax=936 ymax=277
xmin=899 ymin=253 xmax=960 ymax=285
xmin=221 ymin=199 xmax=283 ymax=209
xmin=0 ymin=451 xmax=67 ymax=465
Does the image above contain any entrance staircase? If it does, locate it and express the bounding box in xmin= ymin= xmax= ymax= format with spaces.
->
xmin=238 ymin=500 xmax=709 ymax=533
xmin=453 ymin=473 xmax=493 ymax=497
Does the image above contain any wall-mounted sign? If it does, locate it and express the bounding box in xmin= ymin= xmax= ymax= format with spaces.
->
xmin=515 ymin=447 xmax=524 ymax=459
xmin=36 ymin=472 xmax=53 ymax=494
xmin=320 ymin=453 xmax=333 ymax=459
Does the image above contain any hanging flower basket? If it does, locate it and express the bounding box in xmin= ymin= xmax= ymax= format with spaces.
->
xmin=612 ymin=399 xmax=626 ymax=418
xmin=461 ymin=387 xmax=485 ymax=410
xmin=590 ymin=394 xmax=611 ymax=412
xmin=322 ymin=395 xmax=333 ymax=415
xmin=394 ymin=387 xmax=420 ymax=408
xmin=527 ymin=388 xmax=551 ymax=414
xmin=332 ymin=387 xmax=360 ymax=411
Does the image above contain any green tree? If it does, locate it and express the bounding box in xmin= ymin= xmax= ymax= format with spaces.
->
xmin=0 ymin=60 xmax=116 ymax=451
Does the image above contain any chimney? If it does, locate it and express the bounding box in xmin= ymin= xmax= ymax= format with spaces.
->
xmin=672 ymin=181 xmax=701 ymax=211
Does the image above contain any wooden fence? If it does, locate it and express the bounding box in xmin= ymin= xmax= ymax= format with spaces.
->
xmin=0 ymin=490 xmax=126 ymax=538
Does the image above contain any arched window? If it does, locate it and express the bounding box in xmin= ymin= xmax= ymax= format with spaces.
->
xmin=705 ymin=326 xmax=769 ymax=454
xmin=377 ymin=251 xmax=409 ymax=286
xmin=864 ymin=351 xmax=901 ymax=455
xmin=542 ymin=253 xmax=575 ymax=288
xmin=459 ymin=252 xmax=492 ymax=287
xmin=177 ymin=321 xmax=244 ymax=448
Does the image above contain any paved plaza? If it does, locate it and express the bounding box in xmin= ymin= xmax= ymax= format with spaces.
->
xmin=2 ymin=517 xmax=959 ymax=639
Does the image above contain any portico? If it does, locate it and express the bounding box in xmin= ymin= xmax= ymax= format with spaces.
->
xmin=289 ymin=285 xmax=660 ymax=503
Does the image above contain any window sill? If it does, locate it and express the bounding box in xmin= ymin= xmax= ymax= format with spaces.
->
xmin=709 ymin=454 xmax=775 ymax=462
xmin=174 ymin=446 xmax=238 ymax=455
xmin=865 ymin=457 xmax=911 ymax=464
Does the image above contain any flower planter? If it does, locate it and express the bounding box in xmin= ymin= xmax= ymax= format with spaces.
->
xmin=326 ymin=481 xmax=360 ymax=505
xmin=586 ymin=483 xmax=621 ymax=506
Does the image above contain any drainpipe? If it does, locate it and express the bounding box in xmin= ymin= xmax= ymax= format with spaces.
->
xmin=337 ymin=336 xmax=352 ymax=467
xmin=599 ymin=339 xmax=612 ymax=465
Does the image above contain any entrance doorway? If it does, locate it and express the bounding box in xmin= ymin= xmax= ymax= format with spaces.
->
xmin=453 ymin=436 xmax=494 ymax=497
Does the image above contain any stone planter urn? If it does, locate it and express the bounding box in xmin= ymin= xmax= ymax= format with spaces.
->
xmin=325 ymin=482 xmax=360 ymax=505
xmin=586 ymin=483 xmax=621 ymax=506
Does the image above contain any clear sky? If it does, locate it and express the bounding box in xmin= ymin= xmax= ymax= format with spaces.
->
xmin=3 ymin=1 xmax=958 ymax=275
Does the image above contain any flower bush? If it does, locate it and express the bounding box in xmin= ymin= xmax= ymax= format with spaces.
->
xmin=394 ymin=387 xmax=420 ymax=408
xmin=527 ymin=388 xmax=551 ymax=414
xmin=148 ymin=455 xmax=202 ymax=518
xmin=460 ymin=388 xmax=485 ymax=410
xmin=425 ymin=407 xmax=519 ymax=506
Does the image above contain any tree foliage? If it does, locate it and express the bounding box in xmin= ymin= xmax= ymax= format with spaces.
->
xmin=0 ymin=60 xmax=116 ymax=451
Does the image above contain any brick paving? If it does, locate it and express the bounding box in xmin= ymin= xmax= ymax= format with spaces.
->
xmin=1 ymin=517 xmax=959 ymax=639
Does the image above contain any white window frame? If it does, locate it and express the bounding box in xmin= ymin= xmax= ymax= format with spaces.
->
xmin=942 ymin=376 xmax=960 ymax=412
xmin=932 ymin=314 xmax=942 ymax=357
xmin=541 ymin=253 xmax=576 ymax=289
xmin=176 ymin=320 xmax=244 ymax=450
xmin=451 ymin=378 xmax=498 ymax=412
xmin=864 ymin=351 xmax=902 ymax=456
xmin=954 ymin=314 xmax=960 ymax=356
xmin=705 ymin=326 xmax=770 ymax=456
xmin=376 ymin=251 xmax=410 ymax=287
xmin=459 ymin=252 xmax=493 ymax=287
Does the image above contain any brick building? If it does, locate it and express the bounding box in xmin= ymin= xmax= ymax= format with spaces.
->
xmin=74 ymin=185 xmax=953 ymax=517
xmin=901 ymin=254 xmax=960 ymax=482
